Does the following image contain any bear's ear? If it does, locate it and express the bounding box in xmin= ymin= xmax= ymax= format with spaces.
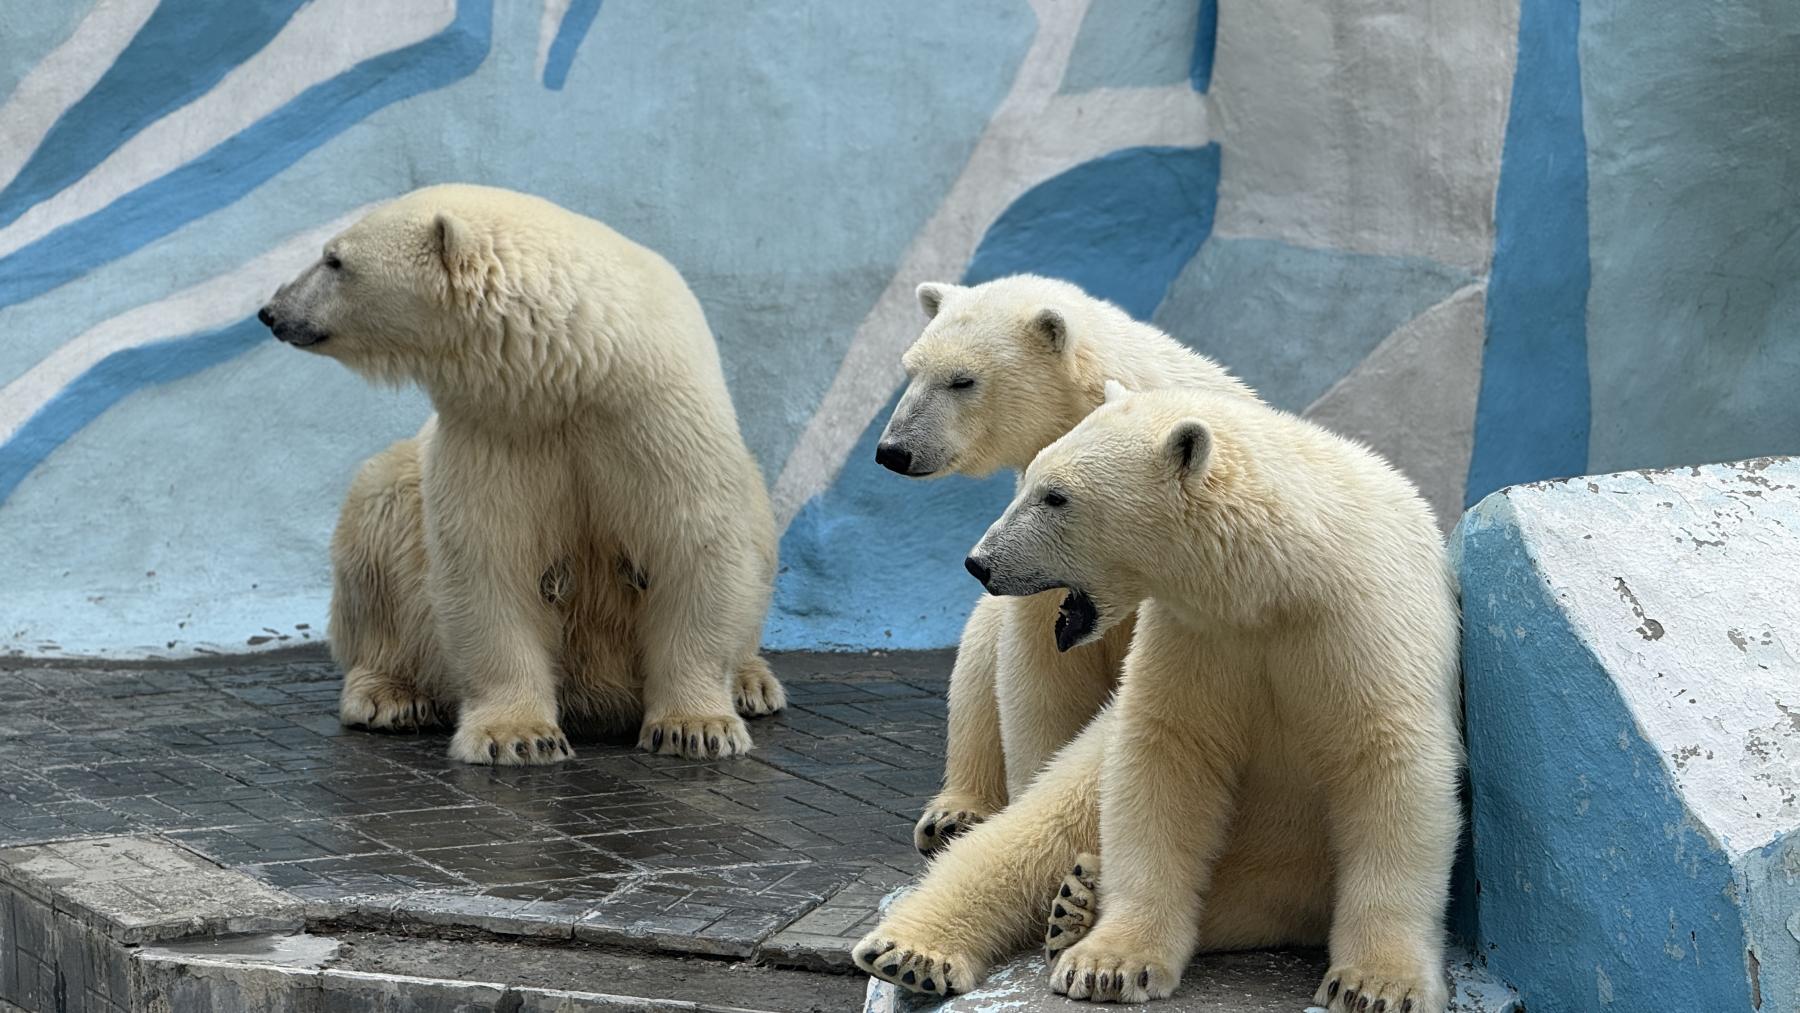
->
xmin=434 ymin=211 xmax=477 ymax=283
xmin=1031 ymin=308 xmax=1068 ymax=354
xmin=1163 ymin=419 xmax=1212 ymax=481
xmin=1103 ymin=379 xmax=1132 ymax=404
xmin=916 ymin=282 xmax=956 ymax=319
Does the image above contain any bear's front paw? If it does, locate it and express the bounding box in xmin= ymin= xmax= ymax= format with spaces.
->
xmin=912 ymin=797 xmax=991 ymax=855
xmin=852 ymin=933 xmax=980 ymax=997
xmin=1046 ymin=852 xmax=1099 ymax=952
xmin=1315 ymin=957 xmax=1447 ymax=1013
xmin=638 ymin=712 xmax=752 ymax=759
xmin=1049 ymin=932 xmax=1179 ymax=1004
xmin=448 ymin=717 xmax=573 ymax=765
xmin=732 ymin=657 xmax=788 ymax=718
xmin=340 ymin=675 xmax=443 ymax=732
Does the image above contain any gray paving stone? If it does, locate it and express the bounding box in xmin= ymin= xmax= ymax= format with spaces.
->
xmin=0 ymin=653 xmax=947 ymax=971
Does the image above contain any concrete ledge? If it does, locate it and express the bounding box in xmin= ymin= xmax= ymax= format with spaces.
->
xmin=861 ymin=951 xmax=1520 ymax=1012
xmin=1458 ymin=457 xmax=1799 ymax=1012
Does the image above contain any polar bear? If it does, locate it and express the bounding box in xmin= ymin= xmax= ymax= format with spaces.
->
xmin=260 ymin=184 xmax=784 ymax=764
xmin=874 ymin=275 xmax=1255 ymax=851
xmin=856 ymin=383 xmax=1461 ymax=1011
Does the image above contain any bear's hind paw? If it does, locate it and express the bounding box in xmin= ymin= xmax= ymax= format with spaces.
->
xmin=1046 ymin=852 xmax=1099 ymax=952
xmin=732 ymin=658 xmax=787 ymax=718
xmin=852 ymin=934 xmax=979 ymax=997
xmin=912 ymin=799 xmax=990 ymax=856
xmin=340 ymin=674 xmax=443 ymax=732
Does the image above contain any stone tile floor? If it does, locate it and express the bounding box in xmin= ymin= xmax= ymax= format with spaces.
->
xmin=0 ymin=651 xmax=949 ymax=970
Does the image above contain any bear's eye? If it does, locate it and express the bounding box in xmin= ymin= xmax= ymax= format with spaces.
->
xmin=324 ymin=254 xmax=343 ymax=271
xmin=1042 ymin=491 xmax=1068 ymax=508
xmin=948 ymin=376 xmax=976 ymax=390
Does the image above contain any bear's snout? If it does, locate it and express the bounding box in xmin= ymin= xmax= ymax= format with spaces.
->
xmin=259 ymin=303 xmax=329 ymax=348
xmin=964 ymin=554 xmax=993 ymax=591
xmin=875 ymin=442 xmax=915 ymax=475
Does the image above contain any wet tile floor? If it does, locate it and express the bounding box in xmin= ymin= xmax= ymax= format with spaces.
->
xmin=0 ymin=652 xmax=950 ymax=967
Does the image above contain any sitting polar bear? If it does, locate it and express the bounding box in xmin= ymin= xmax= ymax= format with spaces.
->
xmin=260 ymin=184 xmax=784 ymax=764
xmin=856 ymin=383 xmax=1462 ymax=1012
xmin=874 ymin=275 xmax=1255 ymax=852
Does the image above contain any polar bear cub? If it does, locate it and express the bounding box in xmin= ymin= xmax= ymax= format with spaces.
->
xmin=857 ymin=383 xmax=1460 ymax=1011
xmin=260 ymin=184 xmax=783 ymax=764
xmin=875 ymin=275 xmax=1255 ymax=851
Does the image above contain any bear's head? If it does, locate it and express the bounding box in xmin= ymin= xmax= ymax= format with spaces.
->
xmin=875 ymin=275 xmax=1102 ymax=479
xmin=965 ymin=381 xmax=1217 ymax=652
xmin=258 ymin=185 xmax=555 ymax=397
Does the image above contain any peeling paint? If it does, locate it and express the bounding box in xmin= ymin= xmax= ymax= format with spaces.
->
xmin=1460 ymin=457 xmax=1800 ymax=1011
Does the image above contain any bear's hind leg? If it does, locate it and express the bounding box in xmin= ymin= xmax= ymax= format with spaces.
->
xmin=854 ymin=706 xmax=1107 ymax=996
xmin=330 ymin=435 xmax=448 ymax=732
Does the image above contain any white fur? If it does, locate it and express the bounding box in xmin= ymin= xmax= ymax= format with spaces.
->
xmin=270 ymin=184 xmax=783 ymax=765
xmin=859 ymin=389 xmax=1462 ymax=1012
xmin=879 ymin=275 xmax=1255 ymax=852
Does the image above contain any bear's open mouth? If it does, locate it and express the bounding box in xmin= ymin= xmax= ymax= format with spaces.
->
xmin=1054 ymin=589 xmax=1098 ymax=653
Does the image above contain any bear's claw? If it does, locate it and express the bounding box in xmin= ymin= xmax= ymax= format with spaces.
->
xmin=339 ymin=672 xmax=443 ymax=732
xmin=1049 ymin=932 xmax=1177 ymax=1003
xmin=1046 ymin=852 xmax=1099 ymax=952
xmin=851 ymin=934 xmax=979 ymax=997
xmin=639 ymin=712 xmax=752 ymax=760
xmin=448 ymin=717 xmax=573 ymax=765
xmin=732 ymin=658 xmax=787 ymax=718
xmin=1313 ymin=959 xmax=1446 ymax=1013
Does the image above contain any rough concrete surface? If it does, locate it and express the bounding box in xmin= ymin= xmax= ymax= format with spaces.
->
xmin=1460 ymin=457 xmax=1800 ymax=1012
xmin=863 ymin=950 xmax=1519 ymax=1013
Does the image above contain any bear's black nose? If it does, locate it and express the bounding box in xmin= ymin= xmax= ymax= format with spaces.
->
xmin=964 ymin=554 xmax=992 ymax=589
xmin=257 ymin=305 xmax=275 ymax=328
xmin=875 ymin=442 xmax=913 ymax=475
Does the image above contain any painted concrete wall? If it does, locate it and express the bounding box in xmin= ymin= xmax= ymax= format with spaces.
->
xmin=1458 ymin=458 xmax=1799 ymax=1012
xmin=0 ymin=1 xmax=1795 ymax=658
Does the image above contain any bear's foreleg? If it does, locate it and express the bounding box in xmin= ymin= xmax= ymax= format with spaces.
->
xmin=1049 ymin=628 xmax=1250 ymax=1004
xmin=855 ymin=707 xmax=1108 ymax=996
xmin=424 ymin=430 xmax=573 ymax=765
xmin=635 ymin=547 xmax=762 ymax=760
xmin=1307 ymin=662 xmax=1459 ymax=1013
xmin=996 ymin=594 xmax=1118 ymax=796
xmin=916 ymin=595 xmax=1009 ymax=855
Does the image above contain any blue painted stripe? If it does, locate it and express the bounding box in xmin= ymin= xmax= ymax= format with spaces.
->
xmin=0 ymin=0 xmax=310 ymax=231
xmin=964 ymin=144 xmax=1221 ymax=320
xmin=0 ymin=317 xmax=265 ymax=505
xmin=0 ymin=0 xmax=493 ymax=312
xmin=542 ymin=0 xmax=602 ymax=90
xmin=1464 ymin=0 xmax=1591 ymax=506
xmin=1190 ymin=0 xmax=1217 ymax=92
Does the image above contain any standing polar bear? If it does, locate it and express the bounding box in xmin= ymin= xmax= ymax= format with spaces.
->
xmin=857 ymin=384 xmax=1462 ymax=1011
xmin=874 ymin=275 xmax=1255 ymax=851
xmin=260 ymin=184 xmax=783 ymax=765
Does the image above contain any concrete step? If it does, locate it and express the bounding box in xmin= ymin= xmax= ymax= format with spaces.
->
xmin=135 ymin=930 xmax=862 ymax=1012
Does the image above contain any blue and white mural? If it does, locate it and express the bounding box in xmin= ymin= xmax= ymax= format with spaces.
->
xmin=1 ymin=0 xmax=1795 ymax=658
